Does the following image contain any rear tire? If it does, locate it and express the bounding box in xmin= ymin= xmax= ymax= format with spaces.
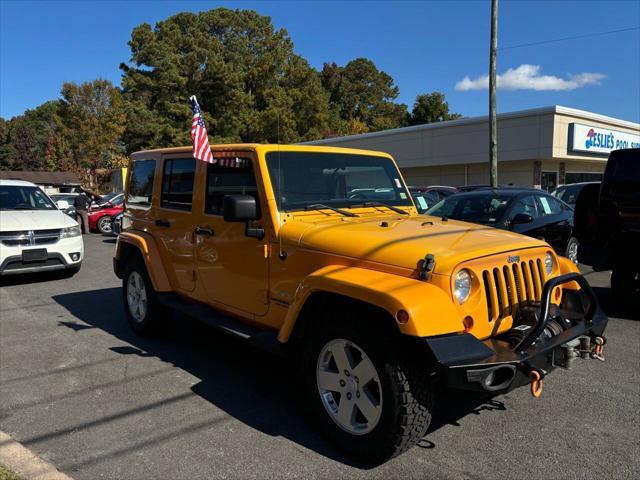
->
xmin=122 ymin=259 xmax=169 ymax=336
xmin=302 ymin=313 xmax=434 ymax=464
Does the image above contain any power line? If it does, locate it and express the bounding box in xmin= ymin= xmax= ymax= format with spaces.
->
xmin=500 ymin=26 xmax=639 ymax=50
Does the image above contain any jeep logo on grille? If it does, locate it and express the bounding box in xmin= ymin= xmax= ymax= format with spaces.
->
xmin=507 ymin=255 xmax=520 ymax=263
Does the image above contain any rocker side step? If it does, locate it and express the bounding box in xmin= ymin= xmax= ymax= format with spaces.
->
xmin=156 ymin=293 xmax=286 ymax=357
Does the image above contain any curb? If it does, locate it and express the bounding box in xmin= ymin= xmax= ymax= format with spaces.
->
xmin=0 ymin=431 xmax=73 ymax=480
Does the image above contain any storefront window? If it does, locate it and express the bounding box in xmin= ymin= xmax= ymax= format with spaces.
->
xmin=564 ymin=172 xmax=603 ymax=184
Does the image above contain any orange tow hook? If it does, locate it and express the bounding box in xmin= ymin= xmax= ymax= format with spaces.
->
xmin=529 ymin=370 xmax=543 ymax=398
xmin=592 ymin=336 xmax=606 ymax=361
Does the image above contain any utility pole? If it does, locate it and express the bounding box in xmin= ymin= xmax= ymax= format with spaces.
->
xmin=489 ymin=0 xmax=498 ymax=187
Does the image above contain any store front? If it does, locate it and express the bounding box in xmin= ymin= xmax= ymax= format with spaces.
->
xmin=306 ymin=105 xmax=639 ymax=190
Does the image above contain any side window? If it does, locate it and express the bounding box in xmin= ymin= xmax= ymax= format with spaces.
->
xmin=128 ymin=159 xmax=156 ymax=207
xmin=204 ymin=158 xmax=258 ymax=216
xmin=161 ymin=158 xmax=196 ymax=211
xmin=510 ymin=195 xmax=538 ymax=219
xmin=536 ymin=194 xmax=564 ymax=216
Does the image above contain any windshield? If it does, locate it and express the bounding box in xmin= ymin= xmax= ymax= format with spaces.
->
xmin=425 ymin=193 xmax=513 ymax=224
xmin=265 ymin=152 xmax=412 ymax=212
xmin=0 ymin=185 xmax=57 ymax=211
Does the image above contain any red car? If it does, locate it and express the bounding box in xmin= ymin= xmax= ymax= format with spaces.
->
xmin=88 ymin=193 xmax=124 ymax=233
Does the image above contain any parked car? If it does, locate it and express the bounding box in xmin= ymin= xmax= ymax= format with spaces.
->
xmin=49 ymin=193 xmax=78 ymax=219
xmin=425 ymin=188 xmax=578 ymax=263
xmin=408 ymin=186 xmax=458 ymax=213
xmin=113 ymin=144 xmax=607 ymax=463
xmin=457 ymin=184 xmax=524 ymax=192
xmin=551 ymin=182 xmax=600 ymax=207
xmin=88 ymin=192 xmax=124 ymax=234
xmin=0 ymin=180 xmax=83 ymax=276
xmin=574 ymin=148 xmax=639 ymax=308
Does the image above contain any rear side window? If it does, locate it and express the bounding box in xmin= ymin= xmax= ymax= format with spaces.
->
xmin=536 ymin=194 xmax=564 ymax=215
xmin=204 ymin=158 xmax=257 ymax=215
xmin=609 ymin=152 xmax=640 ymax=182
xmin=128 ymin=159 xmax=156 ymax=207
xmin=161 ymin=158 xmax=196 ymax=211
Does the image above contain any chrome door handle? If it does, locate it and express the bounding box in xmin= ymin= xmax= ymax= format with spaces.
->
xmin=195 ymin=226 xmax=214 ymax=236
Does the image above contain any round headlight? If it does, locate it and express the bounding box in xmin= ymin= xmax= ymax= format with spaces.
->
xmin=454 ymin=269 xmax=472 ymax=304
xmin=545 ymin=252 xmax=554 ymax=275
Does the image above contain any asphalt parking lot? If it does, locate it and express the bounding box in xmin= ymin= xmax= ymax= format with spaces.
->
xmin=1 ymin=233 xmax=639 ymax=480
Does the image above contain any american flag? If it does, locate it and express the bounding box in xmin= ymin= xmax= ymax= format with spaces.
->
xmin=190 ymin=95 xmax=214 ymax=163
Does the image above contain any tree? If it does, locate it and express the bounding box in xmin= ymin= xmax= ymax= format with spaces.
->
xmin=55 ymin=79 xmax=125 ymax=171
xmin=0 ymin=117 xmax=17 ymax=170
xmin=321 ymin=58 xmax=408 ymax=134
xmin=408 ymin=92 xmax=462 ymax=125
xmin=120 ymin=8 xmax=332 ymax=151
xmin=14 ymin=122 xmax=41 ymax=170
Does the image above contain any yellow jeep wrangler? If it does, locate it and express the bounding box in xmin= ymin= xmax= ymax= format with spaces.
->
xmin=113 ymin=144 xmax=607 ymax=462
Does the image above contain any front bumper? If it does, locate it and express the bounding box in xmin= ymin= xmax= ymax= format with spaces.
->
xmin=0 ymin=236 xmax=84 ymax=275
xmin=423 ymin=273 xmax=608 ymax=393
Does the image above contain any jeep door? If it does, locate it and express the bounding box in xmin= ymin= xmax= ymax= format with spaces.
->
xmin=151 ymin=156 xmax=198 ymax=292
xmin=192 ymin=153 xmax=269 ymax=316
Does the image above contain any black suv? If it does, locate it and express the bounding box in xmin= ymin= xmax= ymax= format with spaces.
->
xmin=574 ymin=148 xmax=640 ymax=307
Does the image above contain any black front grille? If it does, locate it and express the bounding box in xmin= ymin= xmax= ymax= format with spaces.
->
xmin=483 ymin=259 xmax=546 ymax=322
xmin=4 ymin=257 xmax=64 ymax=270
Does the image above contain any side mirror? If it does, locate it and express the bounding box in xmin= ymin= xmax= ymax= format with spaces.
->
xmin=223 ymin=195 xmax=264 ymax=239
xmin=511 ymin=213 xmax=533 ymax=225
xmin=57 ymin=200 xmax=69 ymax=209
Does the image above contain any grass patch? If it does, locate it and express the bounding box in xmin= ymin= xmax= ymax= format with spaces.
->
xmin=0 ymin=465 xmax=22 ymax=480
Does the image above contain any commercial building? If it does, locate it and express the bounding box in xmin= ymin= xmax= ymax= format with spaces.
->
xmin=306 ymin=105 xmax=640 ymax=191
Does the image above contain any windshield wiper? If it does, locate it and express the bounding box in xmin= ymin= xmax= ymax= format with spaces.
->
xmin=305 ymin=204 xmax=359 ymax=217
xmin=358 ymin=201 xmax=409 ymax=215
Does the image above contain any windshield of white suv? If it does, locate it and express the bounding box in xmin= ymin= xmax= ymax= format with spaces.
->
xmin=265 ymin=152 xmax=412 ymax=212
xmin=0 ymin=185 xmax=57 ymax=210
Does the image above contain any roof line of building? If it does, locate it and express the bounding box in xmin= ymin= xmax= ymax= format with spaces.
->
xmin=304 ymin=105 xmax=640 ymax=145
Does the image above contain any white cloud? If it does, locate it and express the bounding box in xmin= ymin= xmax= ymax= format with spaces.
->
xmin=455 ymin=64 xmax=605 ymax=91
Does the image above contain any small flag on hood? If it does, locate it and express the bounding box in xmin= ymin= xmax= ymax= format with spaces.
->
xmin=190 ymin=95 xmax=214 ymax=163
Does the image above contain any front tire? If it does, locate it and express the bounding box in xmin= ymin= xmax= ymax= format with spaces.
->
xmin=611 ymin=266 xmax=640 ymax=310
xmin=97 ymin=216 xmax=112 ymax=234
xmin=565 ymin=236 xmax=579 ymax=265
xmin=122 ymin=259 xmax=169 ymax=336
xmin=303 ymin=314 xmax=434 ymax=463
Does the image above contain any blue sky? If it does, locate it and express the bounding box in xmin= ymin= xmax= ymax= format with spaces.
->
xmin=1 ymin=0 xmax=639 ymax=122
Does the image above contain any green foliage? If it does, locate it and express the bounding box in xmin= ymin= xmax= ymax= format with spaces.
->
xmin=120 ymin=8 xmax=332 ymax=149
xmin=408 ymin=92 xmax=462 ymax=125
xmin=1 ymin=7 xmax=449 ymax=173
xmin=55 ymin=79 xmax=126 ymax=170
xmin=321 ymin=58 xmax=408 ymax=134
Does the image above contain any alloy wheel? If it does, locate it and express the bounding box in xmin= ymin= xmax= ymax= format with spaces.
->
xmin=316 ymin=338 xmax=383 ymax=435
xmin=127 ymin=271 xmax=147 ymax=323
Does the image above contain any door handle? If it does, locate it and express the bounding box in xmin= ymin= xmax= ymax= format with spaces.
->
xmin=195 ymin=226 xmax=214 ymax=236
xmin=155 ymin=219 xmax=171 ymax=227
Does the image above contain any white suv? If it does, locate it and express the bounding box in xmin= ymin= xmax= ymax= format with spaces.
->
xmin=0 ymin=180 xmax=84 ymax=276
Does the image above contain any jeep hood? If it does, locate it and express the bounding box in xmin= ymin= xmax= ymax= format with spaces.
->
xmin=281 ymin=214 xmax=547 ymax=275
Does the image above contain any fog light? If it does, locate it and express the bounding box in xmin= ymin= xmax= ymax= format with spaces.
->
xmin=70 ymin=253 xmax=80 ymax=261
